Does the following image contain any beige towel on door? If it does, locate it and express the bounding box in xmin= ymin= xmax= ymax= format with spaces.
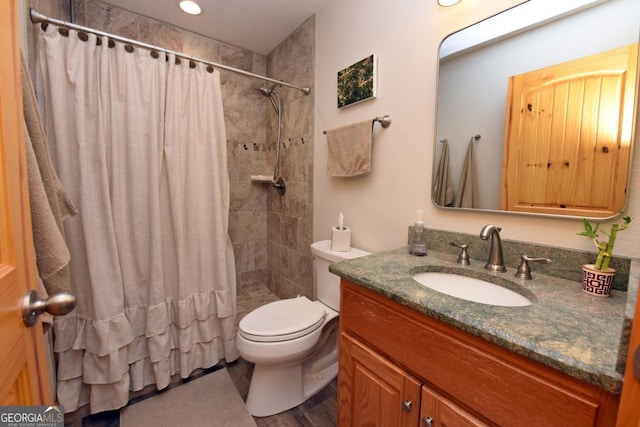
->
xmin=455 ymin=137 xmax=479 ymax=208
xmin=326 ymin=119 xmax=373 ymax=177
xmin=21 ymin=54 xmax=78 ymax=298
xmin=432 ymin=139 xmax=454 ymax=207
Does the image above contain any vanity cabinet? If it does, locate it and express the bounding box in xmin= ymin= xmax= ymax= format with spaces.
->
xmin=339 ymin=332 xmax=421 ymax=426
xmin=420 ymin=386 xmax=489 ymax=427
xmin=340 ymin=331 xmax=488 ymax=427
xmin=338 ymin=280 xmax=619 ymax=427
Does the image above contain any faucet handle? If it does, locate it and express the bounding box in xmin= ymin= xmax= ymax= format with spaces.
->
xmin=449 ymin=242 xmax=470 ymax=265
xmin=515 ymin=255 xmax=552 ymax=280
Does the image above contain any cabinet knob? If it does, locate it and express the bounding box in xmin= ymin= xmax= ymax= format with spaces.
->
xmin=401 ymin=400 xmax=413 ymax=413
xmin=422 ymin=416 xmax=434 ymax=427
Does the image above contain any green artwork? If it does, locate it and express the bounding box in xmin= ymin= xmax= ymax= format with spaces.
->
xmin=337 ymin=55 xmax=376 ymax=108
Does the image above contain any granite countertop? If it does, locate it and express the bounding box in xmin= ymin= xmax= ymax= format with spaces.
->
xmin=330 ymin=247 xmax=639 ymax=395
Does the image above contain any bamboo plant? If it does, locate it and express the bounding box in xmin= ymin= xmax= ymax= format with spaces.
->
xmin=578 ymin=215 xmax=632 ymax=271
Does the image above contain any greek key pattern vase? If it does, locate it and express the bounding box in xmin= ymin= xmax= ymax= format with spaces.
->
xmin=581 ymin=264 xmax=615 ymax=297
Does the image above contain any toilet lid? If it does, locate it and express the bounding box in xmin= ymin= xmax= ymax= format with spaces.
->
xmin=239 ymin=296 xmax=327 ymax=342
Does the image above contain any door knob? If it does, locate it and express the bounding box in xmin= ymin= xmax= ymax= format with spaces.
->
xmin=22 ymin=290 xmax=76 ymax=327
xmin=401 ymin=400 xmax=413 ymax=413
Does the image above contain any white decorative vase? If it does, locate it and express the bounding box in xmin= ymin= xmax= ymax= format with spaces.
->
xmin=581 ymin=264 xmax=615 ymax=297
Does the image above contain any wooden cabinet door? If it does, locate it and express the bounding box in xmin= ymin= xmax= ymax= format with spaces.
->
xmin=501 ymin=43 xmax=638 ymax=217
xmin=421 ymin=386 xmax=489 ymax=427
xmin=0 ymin=0 xmax=52 ymax=407
xmin=338 ymin=332 xmax=421 ymax=427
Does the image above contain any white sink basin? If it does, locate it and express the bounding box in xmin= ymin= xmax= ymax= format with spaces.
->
xmin=412 ymin=272 xmax=532 ymax=307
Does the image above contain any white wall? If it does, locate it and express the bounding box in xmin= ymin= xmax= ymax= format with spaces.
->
xmin=314 ymin=0 xmax=640 ymax=260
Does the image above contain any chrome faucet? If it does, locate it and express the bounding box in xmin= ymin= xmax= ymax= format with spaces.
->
xmin=479 ymin=225 xmax=506 ymax=272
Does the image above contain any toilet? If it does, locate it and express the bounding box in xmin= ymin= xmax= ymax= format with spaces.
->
xmin=236 ymin=240 xmax=370 ymax=417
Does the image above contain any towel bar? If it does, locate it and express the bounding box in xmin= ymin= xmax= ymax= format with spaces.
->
xmin=440 ymin=134 xmax=480 ymax=143
xmin=323 ymin=115 xmax=392 ymax=134
xmin=375 ymin=115 xmax=392 ymax=128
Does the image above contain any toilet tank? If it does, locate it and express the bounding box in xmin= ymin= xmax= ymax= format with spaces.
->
xmin=310 ymin=240 xmax=370 ymax=311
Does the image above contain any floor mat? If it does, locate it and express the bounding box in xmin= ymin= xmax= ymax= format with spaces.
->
xmin=120 ymin=368 xmax=257 ymax=427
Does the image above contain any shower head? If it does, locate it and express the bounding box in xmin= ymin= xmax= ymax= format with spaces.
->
xmin=259 ymin=85 xmax=281 ymax=115
xmin=258 ymin=84 xmax=283 ymax=181
xmin=259 ymin=85 xmax=276 ymax=96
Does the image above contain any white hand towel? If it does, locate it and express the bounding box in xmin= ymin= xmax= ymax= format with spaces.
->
xmin=326 ymin=120 xmax=373 ymax=177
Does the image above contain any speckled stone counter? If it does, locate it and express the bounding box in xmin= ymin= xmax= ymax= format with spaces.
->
xmin=330 ymin=247 xmax=639 ymax=395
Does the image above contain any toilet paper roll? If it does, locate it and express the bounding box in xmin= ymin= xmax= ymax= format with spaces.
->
xmin=331 ymin=226 xmax=351 ymax=252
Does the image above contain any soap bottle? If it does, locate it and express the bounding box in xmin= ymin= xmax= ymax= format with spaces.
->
xmin=409 ymin=210 xmax=427 ymax=256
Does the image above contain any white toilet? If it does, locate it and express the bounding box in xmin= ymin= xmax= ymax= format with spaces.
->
xmin=236 ymin=240 xmax=369 ymax=417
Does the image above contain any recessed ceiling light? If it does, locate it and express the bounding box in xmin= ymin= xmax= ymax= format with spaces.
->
xmin=438 ymin=0 xmax=461 ymax=6
xmin=179 ymin=0 xmax=202 ymax=15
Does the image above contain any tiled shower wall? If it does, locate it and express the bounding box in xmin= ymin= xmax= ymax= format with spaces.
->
xmin=25 ymin=0 xmax=315 ymax=300
xmin=266 ymin=20 xmax=315 ymax=299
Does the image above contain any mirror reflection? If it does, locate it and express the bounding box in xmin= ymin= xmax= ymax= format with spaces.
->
xmin=434 ymin=0 xmax=640 ymax=218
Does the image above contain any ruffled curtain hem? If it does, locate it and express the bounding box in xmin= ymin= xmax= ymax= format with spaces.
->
xmin=57 ymin=338 xmax=237 ymax=414
xmin=53 ymin=289 xmax=238 ymax=414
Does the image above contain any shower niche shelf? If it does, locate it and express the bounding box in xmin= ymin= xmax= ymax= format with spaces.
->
xmin=250 ymin=175 xmax=286 ymax=196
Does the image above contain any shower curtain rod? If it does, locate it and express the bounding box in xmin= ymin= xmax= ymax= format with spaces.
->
xmin=29 ymin=8 xmax=311 ymax=95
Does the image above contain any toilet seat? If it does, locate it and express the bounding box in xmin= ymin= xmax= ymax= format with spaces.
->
xmin=239 ymin=297 xmax=327 ymax=342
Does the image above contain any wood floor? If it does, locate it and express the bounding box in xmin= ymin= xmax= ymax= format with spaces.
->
xmin=226 ymin=358 xmax=337 ymax=427
xmin=65 ymin=283 xmax=337 ymax=427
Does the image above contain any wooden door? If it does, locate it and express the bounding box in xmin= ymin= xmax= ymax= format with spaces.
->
xmin=420 ymin=386 xmax=489 ymax=427
xmin=617 ymin=283 xmax=640 ymax=427
xmin=501 ymin=43 xmax=638 ymax=217
xmin=338 ymin=332 xmax=421 ymax=427
xmin=0 ymin=0 xmax=52 ymax=407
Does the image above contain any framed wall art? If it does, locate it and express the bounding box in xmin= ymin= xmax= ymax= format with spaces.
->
xmin=337 ymin=54 xmax=377 ymax=109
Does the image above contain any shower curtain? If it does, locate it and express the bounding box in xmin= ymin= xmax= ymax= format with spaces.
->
xmin=37 ymin=25 xmax=238 ymax=414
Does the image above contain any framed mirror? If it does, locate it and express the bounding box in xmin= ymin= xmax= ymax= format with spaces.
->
xmin=434 ymin=0 xmax=640 ymax=218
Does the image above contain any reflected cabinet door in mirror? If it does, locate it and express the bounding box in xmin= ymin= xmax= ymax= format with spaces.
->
xmin=501 ymin=43 xmax=638 ymax=217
